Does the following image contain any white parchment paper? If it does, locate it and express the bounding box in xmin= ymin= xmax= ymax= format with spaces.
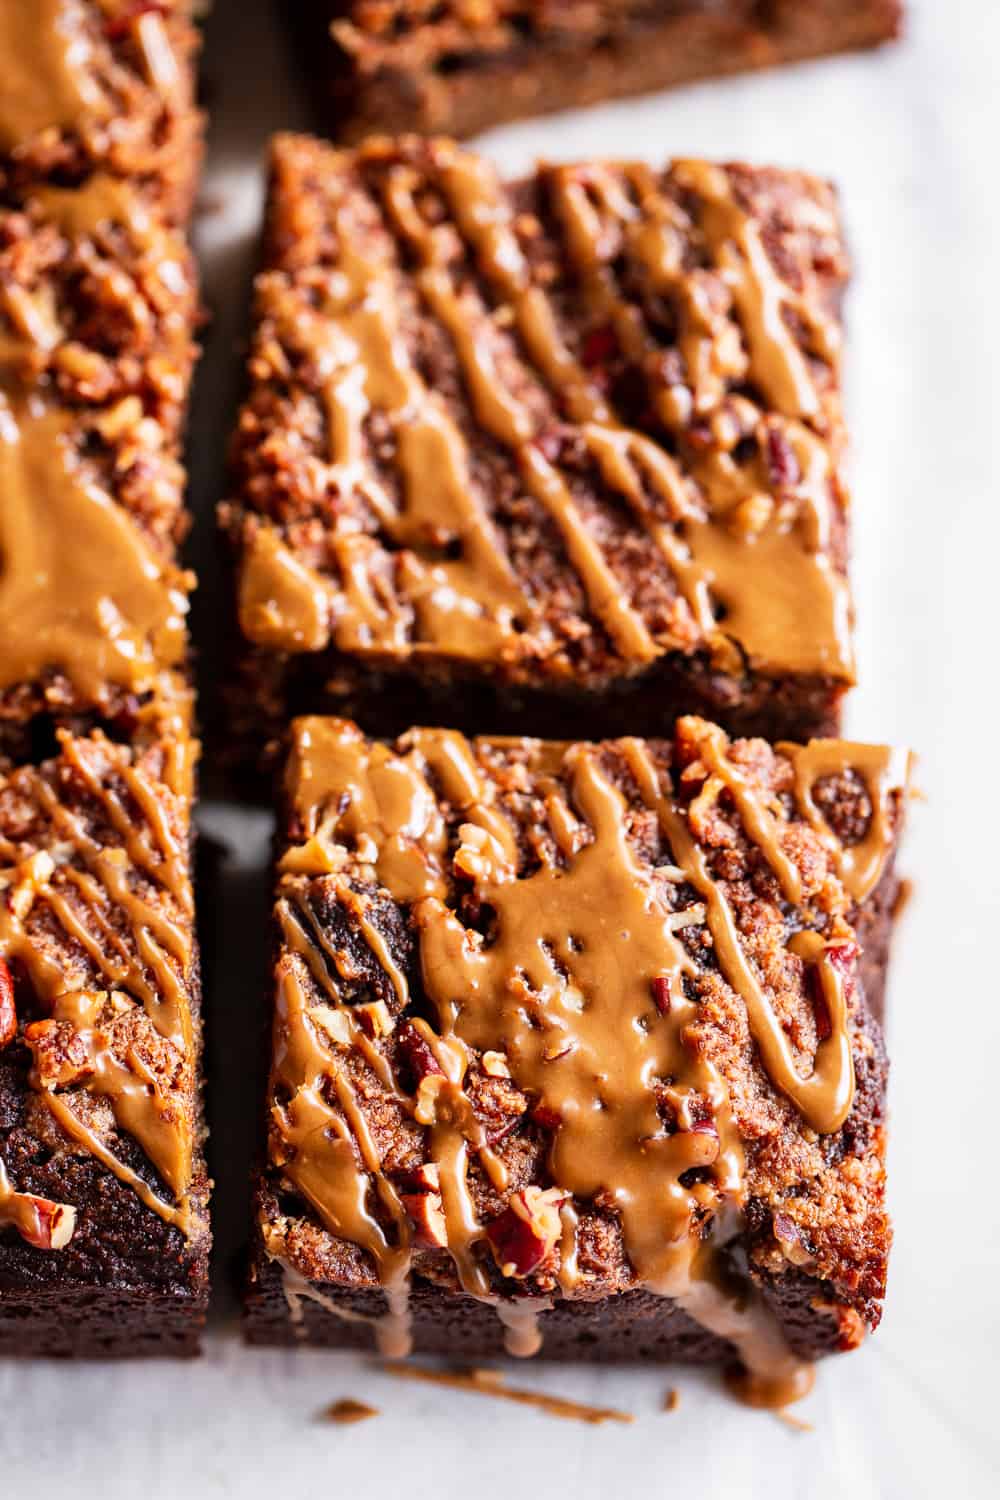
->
xmin=4 ymin=1 xmax=998 ymax=1494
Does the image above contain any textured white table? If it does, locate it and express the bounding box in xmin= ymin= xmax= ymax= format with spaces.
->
xmin=5 ymin=1 xmax=998 ymax=1494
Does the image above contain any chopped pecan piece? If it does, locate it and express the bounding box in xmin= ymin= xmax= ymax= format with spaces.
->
xmin=0 ymin=959 xmax=16 ymax=1048
xmin=396 ymin=1164 xmax=448 ymax=1249
xmin=24 ymin=1018 xmax=95 ymax=1089
xmin=0 ymin=1177 xmax=77 ymax=1251
xmin=485 ymin=1186 xmax=567 ymax=1279
xmin=397 ymin=1022 xmax=444 ymax=1084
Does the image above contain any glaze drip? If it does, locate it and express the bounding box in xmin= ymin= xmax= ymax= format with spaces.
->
xmin=381 ymin=1362 xmax=634 ymax=1425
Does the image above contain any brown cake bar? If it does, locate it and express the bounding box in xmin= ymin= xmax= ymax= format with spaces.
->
xmin=292 ymin=2 xmax=903 ymax=143
xmin=0 ymin=729 xmax=210 ymax=1356
xmin=222 ymin=134 xmax=857 ymax=763
xmin=0 ymin=170 xmax=200 ymax=768
xmin=0 ymin=0 xmax=203 ymax=224
xmin=246 ymin=714 xmax=908 ymax=1403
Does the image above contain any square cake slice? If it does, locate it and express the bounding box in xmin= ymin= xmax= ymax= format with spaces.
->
xmin=246 ymin=715 xmax=908 ymax=1404
xmin=0 ymin=0 xmax=203 ymax=223
xmin=292 ymin=2 xmax=903 ymax=143
xmin=223 ymin=134 xmax=857 ymax=763
xmin=0 ymin=729 xmax=209 ymax=1356
xmin=0 ymin=173 xmax=200 ymax=768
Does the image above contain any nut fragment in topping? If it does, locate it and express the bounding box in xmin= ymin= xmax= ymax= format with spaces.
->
xmin=396 ymin=1165 xmax=448 ymax=1250
xmin=453 ymin=822 xmax=514 ymax=883
xmin=7 ymin=851 xmax=55 ymax=920
xmin=765 ymin=425 xmax=801 ymax=489
xmin=413 ymin=1072 xmax=473 ymax=1128
xmin=678 ymin=756 xmax=709 ymax=787
xmin=0 ymin=959 xmax=16 ymax=1048
xmin=397 ymin=1022 xmax=445 ymax=1082
xmin=651 ymin=976 xmax=672 ymax=1015
xmin=394 ymin=1163 xmax=440 ymax=1195
xmin=806 ymin=938 xmax=858 ymax=1040
xmin=543 ymin=1036 xmax=575 ymax=1062
xmin=773 ymin=1212 xmax=815 ymax=1268
xmin=485 ymin=1186 xmax=567 ymax=1279
xmin=356 ymin=1000 xmax=393 ymax=1039
xmin=23 ymin=1196 xmax=77 ymax=1250
xmin=729 ymin=493 xmax=773 ymax=538
xmin=824 ymin=938 xmax=860 ymax=977
xmin=94 ymin=395 xmax=144 ymax=443
xmin=24 ymin=1018 xmax=95 ymax=1089
xmin=481 ymin=1050 xmax=510 ymax=1079
xmin=309 ymin=1004 xmax=353 ymax=1047
xmin=403 ymin=1191 xmax=448 ymax=1248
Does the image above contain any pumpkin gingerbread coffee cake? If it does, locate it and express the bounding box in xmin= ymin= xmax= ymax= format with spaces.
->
xmin=222 ymin=134 xmax=860 ymax=765
xmin=247 ymin=714 xmax=907 ymax=1403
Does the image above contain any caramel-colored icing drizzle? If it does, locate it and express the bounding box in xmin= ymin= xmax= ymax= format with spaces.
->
xmin=0 ymin=735 xmax=197 ymax=1233
xmin=0 ymin=0 xmax=105 ymax=150
xmin=381 ymin=1362 xmax=633 ymax=1426
xmin=0 ymin=397 xmax=190 ymax=701
xmin=413 ymin=742 xmax=744 ymax=1292
xmin=323 ymin=1398 xmax=379 ymax=1425
xmin=267 ymin=717 xmax=904 ymax=1396
xmin=780 ymin=739 xmax=911 ymax=902
xmin=240 ymin=196 xmax=527 ymax=660
xmin=0 ymin=0 xmax=183 ymax=152
xmin=243 ymin=142 xmax=853 ymax=682
xmin=31 ymin=171 xmax=153 ymax=243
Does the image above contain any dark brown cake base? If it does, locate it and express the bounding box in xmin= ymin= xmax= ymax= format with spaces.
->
xmin=245 ymin=1254 xmax=845 ymax=1364
xmin=0 ymin=1021 xmax=210 ymax=1359
xmin=222 ymin=646 xmax=845 ymax=783
xmin=0 ymin=1287 xmax=206 ymax=1360
xmin=296 ymin=1 xmax=903 ymax=143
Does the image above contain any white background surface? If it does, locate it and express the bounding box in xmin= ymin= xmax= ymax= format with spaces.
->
xmin=5 ymin=1 xmax=999 ymax=1494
